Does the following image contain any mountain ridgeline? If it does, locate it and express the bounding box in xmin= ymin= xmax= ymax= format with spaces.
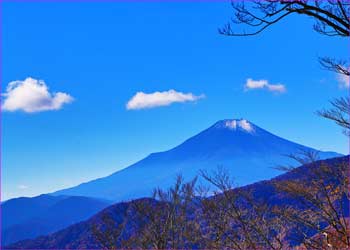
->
xmin=1 ymin=195 xmax=112 ymax=246
xmin=7 ymin=156 xmax=349 ymax=249
xmin=52 ymin=119 xmax=340 ymax=201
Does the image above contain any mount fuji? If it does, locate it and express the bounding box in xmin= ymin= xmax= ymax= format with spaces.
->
xmin=53 ymin=119 xmax=340 ymax=201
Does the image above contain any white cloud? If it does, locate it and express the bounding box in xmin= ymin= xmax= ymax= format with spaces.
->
xmin=245 ymin=79 xmax=267 ymax=89
xmin=337 ymin=73 xmax=349 ymax=89
xmin=244 ymin=78 xmax=286 ymax=93
xmin=126 ymin=89 xmax=205 ymax=110
xmin=2 ymin=77 xmax=74 ymax=113
xmin=18 ymin=185 xmax=29 ymax=190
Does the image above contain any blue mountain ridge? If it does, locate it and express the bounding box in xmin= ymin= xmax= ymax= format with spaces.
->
xmin=6 ymin=155 xmax=348 ymax=249
xmin=52 ymin=119 xmax=340 ymax=201
xmin=1 ymin=195 xmax=112 ymax=246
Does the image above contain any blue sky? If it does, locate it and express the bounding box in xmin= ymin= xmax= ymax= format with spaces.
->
xmin=2 ymin=2 xmax=348 ymax=200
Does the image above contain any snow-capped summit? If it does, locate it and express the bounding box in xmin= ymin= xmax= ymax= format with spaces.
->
xmin=53 ymin=119 xmax=341 ymax=201
xmin=214 ymin=119 xmax=255 ymax=133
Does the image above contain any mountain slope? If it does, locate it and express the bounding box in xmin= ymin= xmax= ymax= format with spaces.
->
xmin=2 ymin=195 xmax=112 ymax=246
xmin=7 ymin=155 xmax=348 ymax=249
xmin=53 ymin=119 xmax=340 ymax=201
xmin=1 ymin=194 xmax=66 ymax=230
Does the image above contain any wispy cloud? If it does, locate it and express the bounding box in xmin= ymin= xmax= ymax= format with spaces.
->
xmin=126 ymin=89 xmax=205 ymax=110
xmin=2 ymin=77 xmax=74 ymax=113
xmin=244 ymin=78 xmax=286 ymax=93
xmin=337 ymin=72 xmax=349 ymax=89
xmin=18 ymin=185 xmax=29 ymax=190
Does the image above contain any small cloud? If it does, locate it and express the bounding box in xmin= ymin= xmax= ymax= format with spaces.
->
xmin=126 ymin=89 xmax=205 ymax=110
xmin=245 ymin=79 xmax=266 ymax=89
xmin=337 ymin=73 xmax=349 ymax=89
xmin=18 ymin=185 xmax=29 ymax=190
xmin=244 ymin=78 xmax=286 ymax=93
xmin=2 ymin=77 xmax=74 ymax=113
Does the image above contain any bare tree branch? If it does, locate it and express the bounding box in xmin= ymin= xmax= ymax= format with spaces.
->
xmin=317 ymin=97 xmax=350 ymax=136
xmin=220 ymin=0 xmax=350 ymax=37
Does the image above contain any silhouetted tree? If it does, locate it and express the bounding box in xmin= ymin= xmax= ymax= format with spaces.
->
xmin=200 ymin=167 xmax=288 ymax=250
xmin=219 ymin=1 xmax=349 ymax=37
xmin=92 ymin=176 xmax=202 ymax=249
xmin=317 ymin=97 xmax=350 ymax=136
xmin=273 ymin=152 xmax=350 ymax=249
xmin=129 ymin=175 xmax=202 ymax=249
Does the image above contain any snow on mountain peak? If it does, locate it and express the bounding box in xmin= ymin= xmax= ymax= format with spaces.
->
xmin=218 ymin=119 xmax=255 ymax=133
xmin=224 ymin=120 xmax=238 ymax=129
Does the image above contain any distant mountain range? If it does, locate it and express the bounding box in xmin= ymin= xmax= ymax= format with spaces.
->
xmin=53 ymin=119 xmax=340 ymax=201
xmin=2 ymin=119 xmax=341 ymax=246
xmin=6 ymin=156 xmax=348 ymax=249
xmin=2 ymin=195 xmax=111 ymax=246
